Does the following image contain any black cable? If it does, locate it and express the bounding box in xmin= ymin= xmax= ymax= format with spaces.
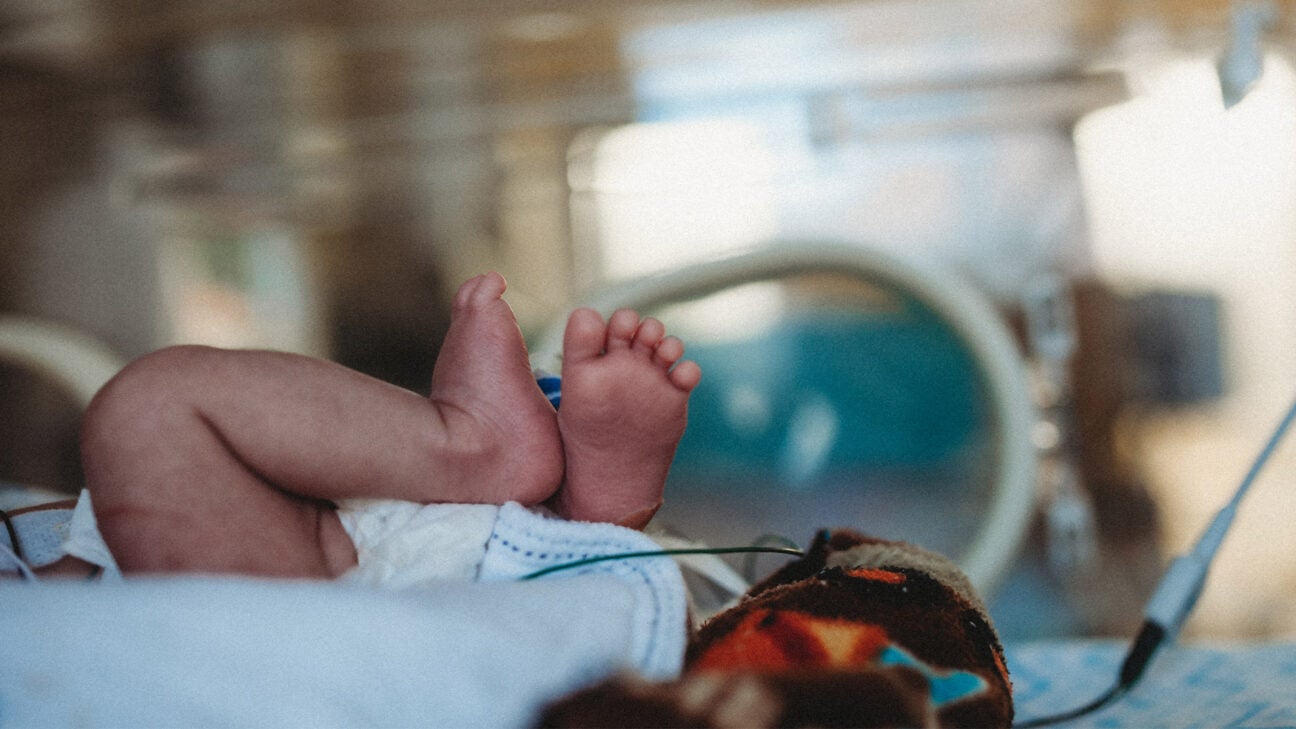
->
xmin=742 ymin=534 xmax=804 ymax=583
xmin=1013 ymin=621 xmax=1166 ymax=727
xmin=0 ymin=507 xmax=25 ymax=563
xmin=1016 ymin=394 xmax=1296 ymax=726
xmin=1014 ymin=683 xmax=1128 ymax=728
xmin=519 ymin=545 xmax=805 ymax=581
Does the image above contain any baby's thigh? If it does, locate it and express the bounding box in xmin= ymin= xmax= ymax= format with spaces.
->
xmin=97 ymin=485 xmax=356 ymax=579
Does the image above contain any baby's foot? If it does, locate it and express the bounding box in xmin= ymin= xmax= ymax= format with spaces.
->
xmin=549 ymin=308 xmax=701 ymax=528
xmin=428 ymin=272 xmax=563 ymax=504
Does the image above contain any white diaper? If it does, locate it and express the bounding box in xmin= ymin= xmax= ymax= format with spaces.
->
xmin=336 ymin=499 xmax=500 ymax=588
xmin=55 ymin=491 xmax=499 ymax=587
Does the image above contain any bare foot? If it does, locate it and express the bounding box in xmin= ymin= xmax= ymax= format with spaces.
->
xmin=429 ymin=272 xmax=564 ymax=504
xmin=549 ymin=308 xmax=702 ymax=528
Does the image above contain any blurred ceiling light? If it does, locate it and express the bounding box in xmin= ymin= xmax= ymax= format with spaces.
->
xmin=569 ymin=119 xmax=778 ymax=281
xmin=1075 ymin=52 xmax=1296 ymax=288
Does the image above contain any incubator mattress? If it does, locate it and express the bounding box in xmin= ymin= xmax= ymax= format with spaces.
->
xmin=1008 ymin=639 xmax=1296 ymax=728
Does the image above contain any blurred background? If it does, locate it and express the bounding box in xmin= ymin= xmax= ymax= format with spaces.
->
xmin=2 ymin=0 xmax=1295 ymax=642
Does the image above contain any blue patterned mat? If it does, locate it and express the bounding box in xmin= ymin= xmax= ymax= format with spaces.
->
xmin=1008 ymin=640 xmax=1296 ymax=728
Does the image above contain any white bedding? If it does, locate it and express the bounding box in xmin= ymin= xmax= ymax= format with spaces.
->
xmin=9 ymin=487 xmax=1294 ymax=728
xmin=1 ymin=574 xmax=681 ymax=728
xmin=1 ymin=502 xmax=689 ymax=728
xmin=7 ymin=576 xmax=1296 ymax=728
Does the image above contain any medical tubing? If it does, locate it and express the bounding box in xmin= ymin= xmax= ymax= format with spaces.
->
xmin=0 ymin=506 xmax=23 ymax=562
xmin=1014 ymin=393 xmax=1296 ymax=728
xmin=1014 ymin=683 xmax=1127 ymax=729
xmin=743 ymin=534 xmax=805 ymax=582
xmin=519 ymin=545 xmax=804 ymax=581
xmin=0 ymin=508 xmax=39 ymax=580
xmin=1119 ymin=621 xmax=1166 ymax=688
xmin=1145 ymin=393 xmax=1296 ymax=637
xmin=1142 ymin=548 xmax=1213 ymax=638
xmin=1224 ymin=391 xmax=1296 ymax=513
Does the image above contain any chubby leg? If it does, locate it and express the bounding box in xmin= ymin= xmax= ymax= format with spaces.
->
xmin=548 ymin=308 xmax=701 ymax=529
xmin=81 ymin=272 xmax=562 ymax=577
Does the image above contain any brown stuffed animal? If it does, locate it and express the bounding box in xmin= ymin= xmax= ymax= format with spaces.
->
xmin=540 ymin=529 xmax=1013 ymax=728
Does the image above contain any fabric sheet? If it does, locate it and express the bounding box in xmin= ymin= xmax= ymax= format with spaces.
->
xmin=1008 ymin=638 xmax=1296 ymax=728
xmin=0 ymin=575 xmax=675 ymax=728
xmin=1 ymin=501 xmax=688 ymax=728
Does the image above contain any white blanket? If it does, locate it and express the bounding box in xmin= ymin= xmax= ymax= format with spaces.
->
xmin=0 ymin=573 xmax=682 ymax=728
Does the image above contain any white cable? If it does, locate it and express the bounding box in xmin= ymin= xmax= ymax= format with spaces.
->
xmin=1144 ymin=393 xmax=1296 ymax=637
xmin=1017 ymin=392 xmax=1296 ymax=727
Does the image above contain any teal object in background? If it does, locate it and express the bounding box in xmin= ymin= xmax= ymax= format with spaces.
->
xmin=669 ymin=299 xmax=987 ymax=489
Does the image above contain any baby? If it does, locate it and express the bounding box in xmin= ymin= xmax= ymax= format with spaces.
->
xmin=73 ymin=271 xmax=700 ymax=579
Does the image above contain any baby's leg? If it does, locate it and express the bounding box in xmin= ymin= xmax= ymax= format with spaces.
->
xmin=548 ymin=308 xmax=701 ymax=529
xmin=81 ymin=272 xmax=562 ymax=577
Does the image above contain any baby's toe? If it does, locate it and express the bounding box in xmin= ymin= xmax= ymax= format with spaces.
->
xmin=654 ymin=336 xmax=685 ymax=369
xmin=454 ymin=272 xmax=507 ymax=311
xmin=472 ymin=271 xmax=508 ymax=303
xmin=606 ymin=309 xmax=641 ymax=351
xmin=563 ymin=308 xmax=608 ymax=364
xmin=668 ymin=360 xmax=702 ymax=392
xmin=453 ymin=274 xmax=486 ymax=310
xmin=632 ymin=317 xmax=666 ymax=355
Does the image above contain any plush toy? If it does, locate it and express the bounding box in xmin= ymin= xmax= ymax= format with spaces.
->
xmin=540 ymin=529 xmax=1013 ymax=728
